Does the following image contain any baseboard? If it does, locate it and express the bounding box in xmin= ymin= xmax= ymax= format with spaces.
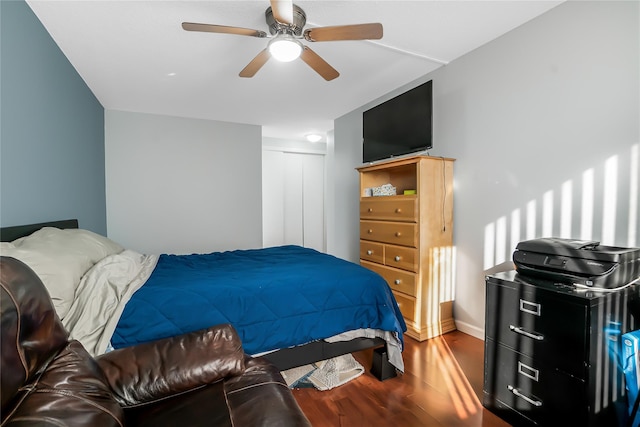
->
xmin=406 ymin=319 xmax=457 ymax=342
xmin=454 ymin=320 xmax=484 ymax=340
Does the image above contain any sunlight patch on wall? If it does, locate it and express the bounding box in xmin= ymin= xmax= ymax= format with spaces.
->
xmin=484 ymin=223 xmax=495 ymax=270
xmin=484 ymin=215 xmax=508 ymax=270
xmin=542 ymin=190 xmax=554 ymax=237
xmin=510 ymin=208 xmax=521 ymax=252
xmin=602 ymin=155 xmax=618 ymax=245
xmin=526 ymin=200 xmax=536 ymax=240
xmin=482 ymin=144 xmax=639 ymax=271
xmin=581 ymin=168 xmax=594 ymax=241
xmin=628 ymin=144 xmax=638 ymax=247
xmin=495 ymin=216 xmax=508 ymax=265
xmin=560 ymin=180 xmax=573 ymax=238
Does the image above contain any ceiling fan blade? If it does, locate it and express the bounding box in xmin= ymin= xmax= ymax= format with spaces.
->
xmin=299 ymin=46 xmax=339 ymax=81
xmin=304 ymin=23 xmax=383 ymax=42
xmin=270 ymin=0 xmax=294 ymax=25
xmin=239 ymin=49 xmax=271 ymax=78
xmin=182 ymin=22 xmax=267 ymax=38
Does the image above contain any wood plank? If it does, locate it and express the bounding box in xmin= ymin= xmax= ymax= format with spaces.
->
xmin=291 ymin=331 xmax=510 ymax=427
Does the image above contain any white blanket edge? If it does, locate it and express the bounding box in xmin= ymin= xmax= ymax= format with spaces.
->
xmin=62 ymin=250 xmax=159 ymax=356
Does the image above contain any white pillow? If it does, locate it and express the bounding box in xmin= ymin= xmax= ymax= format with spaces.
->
xmin=0 ymin=227 xmax=124 ymax=319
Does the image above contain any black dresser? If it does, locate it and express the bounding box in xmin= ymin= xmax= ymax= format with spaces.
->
xmin=483 ymin=271 xmax=640 ymax=427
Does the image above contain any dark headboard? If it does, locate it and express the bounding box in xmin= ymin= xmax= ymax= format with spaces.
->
xmin=0 ymin=219 xmax=79 ymax=242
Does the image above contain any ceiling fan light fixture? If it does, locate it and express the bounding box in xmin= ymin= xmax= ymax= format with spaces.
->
xmin=183 ymin=4 xmax=384 ymax=81
xmin=268 ymin=35 xmax=303 ymax=62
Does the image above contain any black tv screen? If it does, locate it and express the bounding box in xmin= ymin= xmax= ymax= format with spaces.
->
xmin=362 ymin=80 xmax=432 ymax=163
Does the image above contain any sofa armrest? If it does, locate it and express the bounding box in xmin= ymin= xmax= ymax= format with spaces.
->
xmin=96 ymin=323 xmax=245 ymax=407
xmin=3 ymin=341 xmax=124 ymax=427
xmin=224 ymin=357 xmax=312 ymax=426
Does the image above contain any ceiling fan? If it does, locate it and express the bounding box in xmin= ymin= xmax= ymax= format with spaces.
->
xmin=182 ymin=0 xmax=383 ymax=81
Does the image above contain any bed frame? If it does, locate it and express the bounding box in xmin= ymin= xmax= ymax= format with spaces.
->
xmin=0 ymin=219 xmax=79 ymax=242
xmin=0 ymin=219 xmax=396 ymax=380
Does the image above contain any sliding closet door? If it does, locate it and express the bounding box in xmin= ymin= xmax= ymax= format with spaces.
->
xmin=283 ymin=155 xmax=304 ymax=245
xmin=262 ymin=150 xmax=325 ymax=251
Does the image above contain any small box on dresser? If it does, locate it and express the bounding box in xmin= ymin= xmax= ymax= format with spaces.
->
xmin=483 ymin=271 xmax=640 ymax=427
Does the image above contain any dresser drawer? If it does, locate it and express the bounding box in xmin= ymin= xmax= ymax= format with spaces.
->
xmin=392 ymin=291 xmax=416 ymax=323
xmin=484 ymin=339 xmax=587 ymax=426
xmin=485 ymin=279 xmax=588 ymax=379
xmin=360 ymin=241 xmax=384 ymax=264
xmin=384 ymin=245 xmax=418 ymax=273
xmin=360 ymin=260 xmax=417 ymax=322
xmin=361 ymin=261 xmax=417 ymax=297
xmin=360 ymin=220 xmax=418 ymax=247
xmin=360 ymin=197 xmax=417 ymax=222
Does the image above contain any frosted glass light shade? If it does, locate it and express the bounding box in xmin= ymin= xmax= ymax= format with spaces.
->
xmin=268 ymin=37 xmax=303 ymax=62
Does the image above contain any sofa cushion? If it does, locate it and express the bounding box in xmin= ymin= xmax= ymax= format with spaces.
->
xmin=122 ymin=382 xmax=233 ymax=427
xmin=3 ymin=341 xmax=123 ymax=427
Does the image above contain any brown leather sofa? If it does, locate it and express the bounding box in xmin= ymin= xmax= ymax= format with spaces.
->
xmin=0 ymin=256 xmax=311 ymax=426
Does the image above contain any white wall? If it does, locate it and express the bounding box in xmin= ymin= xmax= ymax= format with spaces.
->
xmin=330 ymin=1 xmax=639 ymax=338
xmin=331 ymin=112 xmax=366 ymax=261
xmin=105 ymin=110 xmax=262 ymax=255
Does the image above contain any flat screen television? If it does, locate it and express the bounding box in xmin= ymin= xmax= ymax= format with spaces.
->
xmin=362 ymin=80 xmax=432 ymax=163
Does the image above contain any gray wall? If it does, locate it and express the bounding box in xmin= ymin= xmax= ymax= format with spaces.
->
xmin=331 ymin=1 xmax=639 ymax=337
xmin=0 ymin=0 xmax=106 ymax=234
xmin=105 ymin=110 xmax=263 ymax=255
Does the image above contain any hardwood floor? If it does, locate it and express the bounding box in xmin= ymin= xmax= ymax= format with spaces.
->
xmin=291 ymin=331 xmax=510 ymax=427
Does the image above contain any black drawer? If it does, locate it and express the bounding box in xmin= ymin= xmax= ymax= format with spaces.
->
xmin=484 ymin=339 xmax=587 ymax=426
xmin=485 ymin=279 xmax=588 ymax=378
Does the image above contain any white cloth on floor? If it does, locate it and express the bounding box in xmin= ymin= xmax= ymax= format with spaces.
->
xmin=307 ymin=354 xmax=365 ymax=391
xmin=281 ymin=364 xmax=316 ymax=387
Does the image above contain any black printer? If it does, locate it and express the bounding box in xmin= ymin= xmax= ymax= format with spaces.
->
xmin=513 ymin=237 xmax=640 ymax=289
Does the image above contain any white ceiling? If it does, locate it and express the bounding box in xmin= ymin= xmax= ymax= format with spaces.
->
xmin=26 ymin=0 xmax=563 ymax=142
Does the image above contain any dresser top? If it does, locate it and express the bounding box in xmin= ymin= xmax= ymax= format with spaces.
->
xmin=357 ymin=154 xmax=456 ymax=171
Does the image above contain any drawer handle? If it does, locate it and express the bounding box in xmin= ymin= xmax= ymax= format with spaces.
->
xmin=509 ymin=325 xmax=544 ymax=341
xmin=507 ymin=385 xmax=542 ymax=407
xmin=518 ymin=361 xmax=539 ymax=382
xmin=519 ymin=299 xmax=542 ymax=316
xmin=368 ymin=208 xmax=373 ymax=212
xmin=367 ymin=250 xmax=373 ymax=255
xmin=394 ymin=279 xmax=402 ymax=285
xmin=395 ymin=208 xmax=402 ymax=213
xmin=395 ymin=232 xmax=402 ymax=237
xmin=368 ymin=229 xmax=373 ymax=234
xmin=394 ymin=256 xmax=401 ymax=262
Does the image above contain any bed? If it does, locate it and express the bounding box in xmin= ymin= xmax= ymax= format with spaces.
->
xmin=0 ymin=219 xmax=406 ymax=377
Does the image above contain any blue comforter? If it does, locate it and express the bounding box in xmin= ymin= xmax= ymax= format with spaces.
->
xmin=111 ymin=245 xmax=406 ymax=355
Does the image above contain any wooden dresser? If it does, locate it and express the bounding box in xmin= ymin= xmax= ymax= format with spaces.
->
xmin=357 ymin=155 xmax=455 ymax=341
